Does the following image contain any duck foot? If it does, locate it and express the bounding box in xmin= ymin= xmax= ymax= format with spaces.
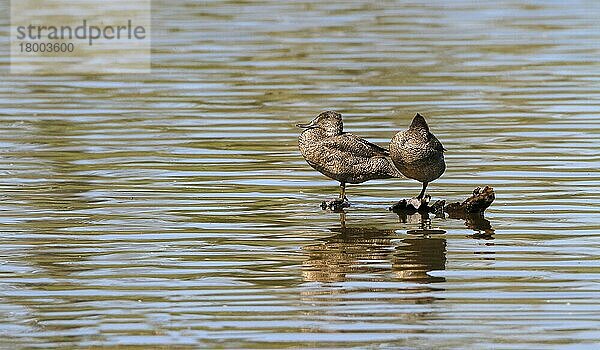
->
xmin=321 ymin=198 xmax=350 ymax=211
xmin=389 ymin=195 xmax=432 ymax=213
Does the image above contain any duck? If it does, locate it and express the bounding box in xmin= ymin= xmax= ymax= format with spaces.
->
xmin=297 ymin=111 xmax=402 ymax=208
xmin=389 ymin=113 xmax=446 ymax=201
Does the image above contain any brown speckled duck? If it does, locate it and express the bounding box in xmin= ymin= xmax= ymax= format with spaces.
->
xmin=389 ymin=113 xmax=446 ymax=200
xmin=297 ymin=111 xmax=402 ymax=208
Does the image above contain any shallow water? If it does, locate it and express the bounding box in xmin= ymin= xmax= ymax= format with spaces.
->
xmin=1 ymin=0 xmax=600 ymax=348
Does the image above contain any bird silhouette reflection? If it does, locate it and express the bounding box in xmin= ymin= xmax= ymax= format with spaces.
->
xmin=302 ymin=212 xmax=446 ymax=287
xmin=302 ymin=206 xmax=496 ymax=282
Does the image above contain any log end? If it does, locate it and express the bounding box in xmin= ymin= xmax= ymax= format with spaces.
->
xmin=445 ymin=186 xmax=495 ymax=217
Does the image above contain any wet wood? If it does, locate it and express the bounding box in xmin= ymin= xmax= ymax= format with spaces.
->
xmin=389 ymin=186 xmax=496 ymax=216
xmin=444 ymin=186 xmax=496 ymax=215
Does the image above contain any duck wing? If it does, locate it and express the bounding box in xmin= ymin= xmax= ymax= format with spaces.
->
xmin=320 ymin=133 xmax=389 ymax=158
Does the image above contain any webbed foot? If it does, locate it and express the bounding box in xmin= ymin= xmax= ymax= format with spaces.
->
xmin=389 ymin=195 xmax=431 ymax=212
xmin=321 ymin=198 xmax=350 ymax=211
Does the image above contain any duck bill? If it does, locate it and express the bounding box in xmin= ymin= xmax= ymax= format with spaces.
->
xmin=296 ymin=120 xmax=317 ymax=129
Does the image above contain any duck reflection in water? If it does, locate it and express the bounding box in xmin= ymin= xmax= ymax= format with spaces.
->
xmin=302 ymin=208 xmax=496 ymax=285
xmin=302 ymin=212 xmax=446 ymax=288
xmin=393 ymin=214 xmax=446 ymax=285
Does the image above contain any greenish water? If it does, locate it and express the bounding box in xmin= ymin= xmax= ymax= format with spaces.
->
xmin=1 ymin=1 xmax=600 ymax=348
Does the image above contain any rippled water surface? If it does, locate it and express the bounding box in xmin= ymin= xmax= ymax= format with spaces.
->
xmin=1 ymin=0 xmax=600 ymax=348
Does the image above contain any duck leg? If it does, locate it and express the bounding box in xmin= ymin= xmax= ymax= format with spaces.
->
xmin=390 ymin=181 xmax=431 ymax=212
xmin=321 ymin=182 xmax=350 ymax=211
xmin=339 ymin=182 xmax=348 ymax=201
xmin=390 ymin=182 xmax=431 ymax=211
xmin=416 ymin=182 xmax=428 ymax=200
xmin=402 ymin=182 xmax=428 ymax=210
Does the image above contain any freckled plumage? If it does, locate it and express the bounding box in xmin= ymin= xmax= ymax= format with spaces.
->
xmin=389 ymin=113 xmax=446 ymax=199
xmin=297 ymin=111 xmax=401 ymax=202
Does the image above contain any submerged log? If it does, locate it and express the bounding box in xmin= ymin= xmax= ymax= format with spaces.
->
xmin=389 ymin=186 xmax=495 ymax=216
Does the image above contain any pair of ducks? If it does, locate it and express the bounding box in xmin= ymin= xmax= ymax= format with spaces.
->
xmin=297 ymin=111 xmax=446 ymax=208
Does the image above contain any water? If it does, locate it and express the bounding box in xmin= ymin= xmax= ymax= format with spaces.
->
xmin=1 ymin=0 xmax=599 ymax=348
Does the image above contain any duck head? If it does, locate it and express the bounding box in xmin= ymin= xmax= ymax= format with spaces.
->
xmin=409 ymin=113 xmax=430 ymax=133
xmin=296 ymin=111 xmax=343 ymax=137
xmin=407 ymin=113 xmax=446 ymax=151
xmin=405 ymin=113 xmax=431 ymax=139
